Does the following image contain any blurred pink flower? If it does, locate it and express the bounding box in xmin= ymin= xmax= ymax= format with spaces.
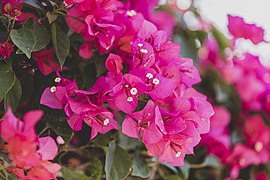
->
xmin=228 ymin=15 xmax=265 ymax=44
xmin=33 ymin=48 xmax=61 ymax=76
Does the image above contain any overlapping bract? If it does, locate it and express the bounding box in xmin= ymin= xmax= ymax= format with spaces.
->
xmin=0 ymin=108 xmax=60 ymax=180
xmin=199 ymin=15 xmax=270 ymax=178
xmin=40 ymin=0 xmax=214 ymax=166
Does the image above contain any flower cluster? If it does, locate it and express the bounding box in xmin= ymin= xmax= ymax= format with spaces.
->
xmin=0 ymin=41 xmax=13 ymax=60
xmin=198 ymin=14 xmax=270 ymax=178
xmin=0 ymin=108 xmax=61 ymax=180
xmin=40 ymin=0 xmax=214 ymax=166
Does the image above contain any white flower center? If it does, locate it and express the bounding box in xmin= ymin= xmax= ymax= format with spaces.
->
xmin=127 ymin=97 xmax=133 ymax=102
xmin=175 ymin=152 xmax=181 ymax=157
xmin=140 ymin=48 xmax=148 ymax=54
xmin=146 ymin=73 xmax=153 ymax=79
xmin=104 ymin=119 xmax=110 ymax=126
xmin=54 ymin=77 xmax=61 ymax=83
xmin=239 ymin=158 xmax=245 ymax=166
xmin=130 ymin=88 xmax=138 ymax=95
xmin=137 ymin=43 xmax=143 ymax=47
xmin=50 ymin=86 xmax=56 ymax=93
xmin=152 ymin=78 xmax=160 ymax=85
xmin=255 ymin=141 xmax=263 ymax=152
xmin=126 ymin=10 xmax=137 ymax=17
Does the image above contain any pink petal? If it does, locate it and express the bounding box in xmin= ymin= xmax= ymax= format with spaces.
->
xmin=40 ymin=87 xmax=63 ymax=109
xmin=79 ymin=43 xmax=92 ymax=59
xmin=37 ymin=136 xmax=58 ymax=160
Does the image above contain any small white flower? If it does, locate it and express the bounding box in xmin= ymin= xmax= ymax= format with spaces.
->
xmin=152 ymin=78 xmax=160 ymax=85
xmin=130 ymin=88 xmax=138 ymax=95
xmin=175 ymin=152 xmax=181 ymax=157
xmin=239 ymin=158 xmax=245 ymax=166
xmin=255 ymin=141 xmax=263 ymax=152
xmin=50 ymin=86 xmax=56 ymax=93
xmin=127 ymin=97 xmax=133 ymax=102
xmin=146 ymin=73 xmax=153 ymax=79
xmin=140 ymin=48 xmax=148 ymax=54
xmin=126 ymin=10 xmax=137 ymax=17
xmin=54 ymin=77 xmax=61 ymax=83
xmin=137 ymin=43 xmax=143 ymax=47
xmin=104 ymin=119 xmax=110 ymax=126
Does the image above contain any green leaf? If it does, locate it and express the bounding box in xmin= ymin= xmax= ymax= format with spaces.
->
xmin=51 ymin=22 xmax=70 ymax=67
xmin=23 ymin=18 xmax=50 ymax=51
xmin=89 ymin=157 xmax=103 ymax=180
xmin=4 ymin=77 xmax=22 ymax=111
xmin=132 ymin=150 xmax=150 ymax=178
xmin=61 ymin=167 xmax=89 ymax=180
xmin=211 ymin=27 xmax=231 ymax=55
xmin=10 ymin=28 xmax=36 ymax=58
xmin=46 ymin=12 xmax=57 ymax=24
xmin=105 ymin=141 xmax=132 ymax=180
xmin=0 ymin=62 xmax=16 ymax=102
xmin=41 ymin=107 xmax=73 ymax=145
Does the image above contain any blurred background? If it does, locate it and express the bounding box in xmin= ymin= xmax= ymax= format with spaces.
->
xmin=167 ymin=0 xmax=270 ymax=65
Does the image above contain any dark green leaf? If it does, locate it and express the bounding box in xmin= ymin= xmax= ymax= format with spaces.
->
xmin=0 ymin=62 xmax=15 ymax=102
xmin=41 ymin=107 xmax=73 ymax=145
xmin=23 ymin=18 xmax=50 ymax=51
xmin=211 ymin=27 xmax=231 ymax=55
xmin=173 ymin=35 xmax=198 ymax=63
xmin=46 ymin=12 xmax=57 ymax=24
xmin=10 ymin=28 xmax=36 ymax=58
xmin=178 ymin=161 xmax=190 ymax=179
xmin=89 ymin=157 xmax=103 ymax=180
xmin=132 ymin=150 xmax=150 ymax=178
xmin=20 ymin=74 xmax=34 ymax=104
xmin=4 ymin=77 xmax=22 ymax=111
xmin=118 ymin=133 xmax=142 ymax=150
xmin=51 ymin=22 xmax=70 ymax=67
xmin=61 ymin=167 xmax=89 ymax=180
xmin=105 ymin=141 xmax=132 ymax=180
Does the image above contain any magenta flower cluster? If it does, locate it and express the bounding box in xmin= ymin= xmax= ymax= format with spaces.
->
xmin=199 ymin=15 xmax=270 ymax=178
xmin=40 ymin=0 xmax=214 ymax=166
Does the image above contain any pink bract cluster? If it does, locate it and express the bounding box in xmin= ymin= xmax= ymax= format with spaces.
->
xmin=0 ymin=41 xmax=13 ymax=60
xmin=199 ymin=15 xmax=270 ymax=178
xmin=40 ymin=0 xmax=214 ymax=166
xmin=0 ymin=108 xmax=61 ymax=180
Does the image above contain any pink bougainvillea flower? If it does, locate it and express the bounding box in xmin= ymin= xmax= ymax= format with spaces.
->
xmin=37 ymin=136 xmax=58 ymax=161
xmin=146 ymin=122 xmax=201 ymax=166
xmin=79 ymin=43 xmax=93 ymax=59
xmin=105 ymin=53 xmax=123 ymax=74
xmin=84 ymin=108 xmax=118 ymax=139
xmin=130 ymin=68 xmax=176 ymax=100
xmin=33 ymin=48 xmax=61 ymax=76
xmin=222 ymin=53 xmax=270 ymax=111
xmin=0 ymin=108 xmax=60 ymax=172
xmin=243 ymin=115 xmax=270 ymax=163
xmin=122 ymin=100 xmax=164 ymax=144
xmin=0 ymin=41 xmax=14 ymax=60
xmin=107 ymin=73 xmax=145 ymax=114
xmin=8 ymin=161 xmax=61 ymax=180
xmin=85 ymin=12 xmax=123 ymax=52
xmin=228 ymin=15 xmax=265 ymax=44
xmin=1 ymin=0 xmax=23 ymax=18
xmin=200 ymin=106 xmax=231 ymax=163
xmin=40 ymin=76 xmax=78 ymax=110
xmin=7 ymin=136 xmax=40 ymax=169
xmin=226 ymin=144 xmax=261 ymax=179
xmin=0 ymin=107 xmax=43 ymax=142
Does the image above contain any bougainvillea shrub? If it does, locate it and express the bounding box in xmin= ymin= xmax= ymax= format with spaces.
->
xmin=0 ymin=0 xmax=269 ymax=179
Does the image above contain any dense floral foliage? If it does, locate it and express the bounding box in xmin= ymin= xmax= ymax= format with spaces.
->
xmin=0 ymin=0 xmax=269 ymax=179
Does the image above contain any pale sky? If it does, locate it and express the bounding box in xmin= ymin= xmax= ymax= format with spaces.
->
xmin=196 ymin=0 xmax=270 ymax=65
